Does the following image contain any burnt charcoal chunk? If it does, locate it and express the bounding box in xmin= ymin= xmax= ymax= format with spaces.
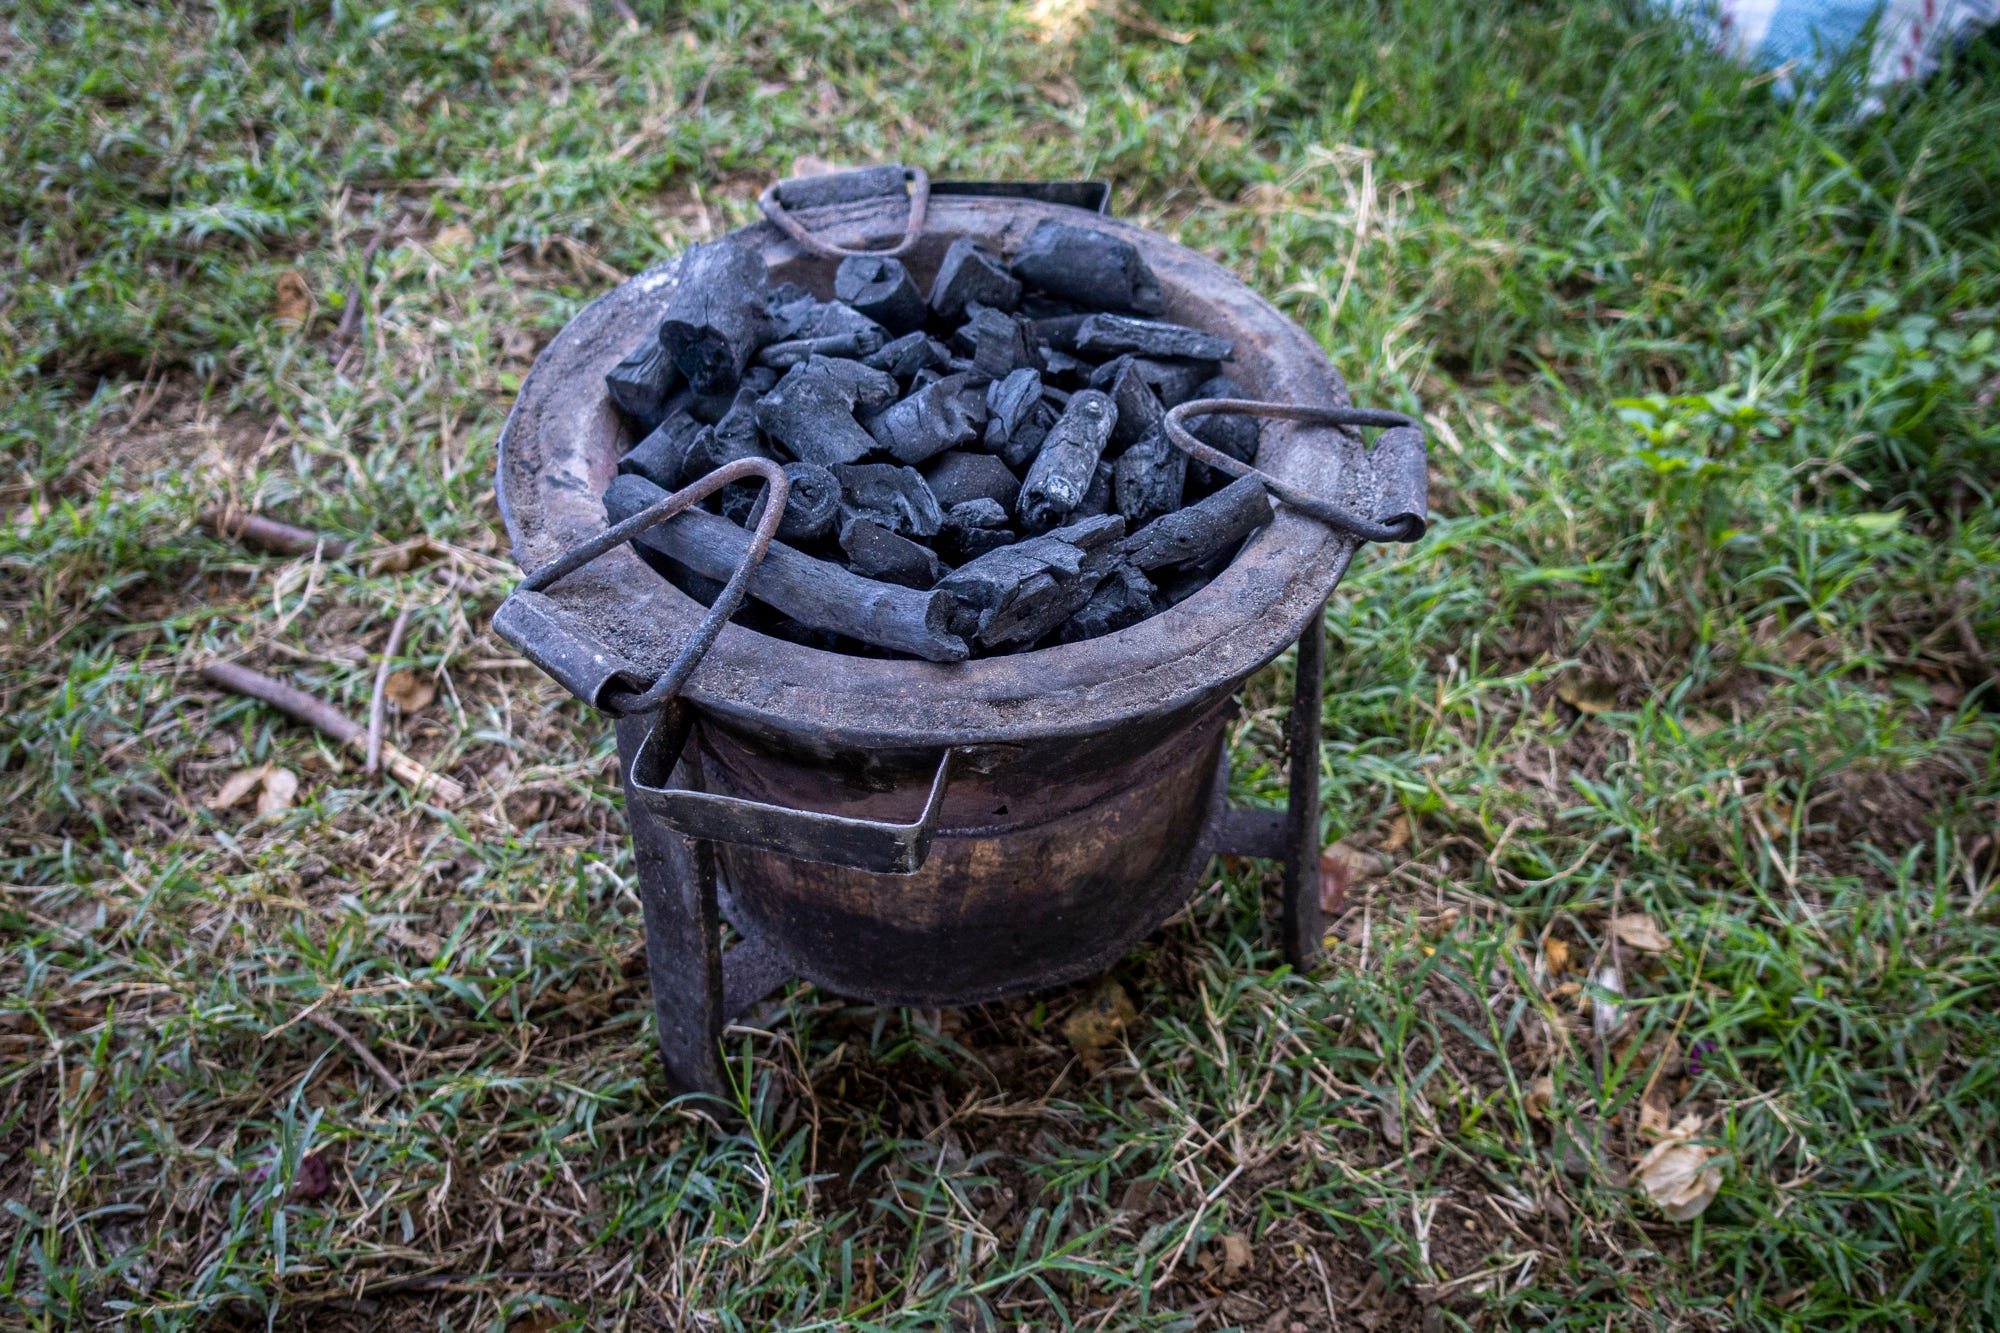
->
xmin=957 ymin=305 xmax=1039 ymax=379
xmin=833 ymin=462 xmax=945 ymax=539
xmin=757 ymin=301 xmax=889 ymax=367
xmin=840 ymin=516 xmax=947 ymax=589
xmin=866 ymin=374 xmax=981 ymax=465
xmin=1074 ymin=314 xmax=1232 ymax=362
xmin=710 ymin=388 xmax=765 ymax=459
xmin=1072 ymin=460 xmax=1114 ymax=519
xmin=1112 ymin=426 xmax=1186 ymax=526
xmin=742 ymin=365 xmax=779 ymax=395
xmin=756 ymin=359 xmax=880 ymax=467
xmin=815 ymin=355 xmax=902 ymax=411
xmin=617 ymin=410 xmax=705 ymax=490
xmin=605 ymin=473 xmax=967 ymax=661
xmin=1123 ymin=356 xmax=1213 ymax=408
xmin=834 ymin=255 xmax=927 ymax=334
xmin=766 ymin=287 xmax=820 ymax=340
xmin=938 ymin=499 xmax=1015 ymax=562
xmin=605 ymin=338 xmax=681 ymax=428
xmin=936 ymin=514 xmax=1124 ymax=648
xmin=1118 ymin=474 xmax=1272 ymax=571
xmin=1099 ymin=356 xmax=1166 ymax=448
xmin=770 ymin=461 xmax=842 ymax=545
xmin=1034 ymin=313 xmax=1090 ymax=353
xmin=929 ymin=237 xmax=1021 ymax=322
xmin=985 ymin=368 xmax=1057 ymax=469
xmin=1060 ymin=561 xmax=1156 ymax=641
xmin=685 ymin=420 xmax=773 ymax=478
xmin=864 ymin=331 xmax=948 ymax=378
xmin=1187 ymin=374 xmax=1261 ymax=463
xmin=1009 ymin=220 xmax=1166 ymax=316
xmin=1019 ymin=389 xmax=1118 ymax=529
xmin=659 ymin=239 xmax=770 ymax=395
xmin=924 ymin=450 xmax=1021 ymax=511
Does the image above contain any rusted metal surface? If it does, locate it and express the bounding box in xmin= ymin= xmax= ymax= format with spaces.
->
xmin=497 ymin=183 xmax=1413 ymax=1090
xmin=496 ymin=191 xmax=1384 ymax=757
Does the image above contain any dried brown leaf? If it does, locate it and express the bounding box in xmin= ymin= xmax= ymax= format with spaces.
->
xmin=1543 ymin=936 xmax=1572 ymax=976
xmin=1612 ymin=913 xmax=1671 ymax=954
xmin=383 ymin=669 xmax=435 ymax=713
xmin=1061 ymin=978 xmax=1136 ymax=1053
xmin=273 ymin=269 xmax=313 ymax=327
xmin=1378 ymin=813 xmax=1412 ymax=854
xmin=1318 ymin=840 xmax=1382 ymax=913
xmin=1634 ymin=1119 xmax=1723 ymax=1221
xmin=1638 ymin=1084 xmax=1673 ymax=1139
xmin=434 ymin=223 xmax=474 ymax=251
xmin=1555 ymin=673 xmax=1618 ymax=715
xmin=256 ymin=767 xmax=299 ymax=816
xmin=208 ymin=765 xmax=269 ymax=811
xmin=1219 ymin=1231 xmax=1252 ymax=1279
xmin=1526 ymin=1074 xmax=1555 ymax=1121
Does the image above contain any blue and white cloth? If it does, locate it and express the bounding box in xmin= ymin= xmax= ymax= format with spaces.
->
xmin=1667 ymin=0 xmax=1997 ymax=99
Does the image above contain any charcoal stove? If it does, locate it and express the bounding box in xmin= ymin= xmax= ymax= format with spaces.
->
xmin=493 ymin=168 xmax=1427 ymax=1098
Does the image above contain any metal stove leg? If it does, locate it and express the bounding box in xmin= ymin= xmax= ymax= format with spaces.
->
xmin=1281 ymin=600 xmax=1327 ymax=969
xmin=616 ymin=715 xmax=727 ymax=1101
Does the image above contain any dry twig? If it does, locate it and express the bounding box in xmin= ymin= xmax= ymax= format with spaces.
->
xmin=201 ymin=505 xmax=351 ymax=558
xmin=198 ymin=660 xmax=466 ymax=804
xmin=365 ymin=608 xmax=413 ymax=777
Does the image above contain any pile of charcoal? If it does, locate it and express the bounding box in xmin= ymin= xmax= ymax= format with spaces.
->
xmin=600 ymin=220 xmax=1271 ymax=663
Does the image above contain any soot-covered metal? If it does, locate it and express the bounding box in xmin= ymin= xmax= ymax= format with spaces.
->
xmin=493 ymin=169 xmax=1426 ymax=1098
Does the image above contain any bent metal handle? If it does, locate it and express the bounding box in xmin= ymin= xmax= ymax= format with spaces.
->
xmin=1162 ymin=398 xmax=1429 ymax=544
xmin=631 ymin=707 xmax=958 ymax=877
xmin=758 ymin=164 xmax=930 ymax=261
xmin=494 ymin=457 xmax=788 ymax=714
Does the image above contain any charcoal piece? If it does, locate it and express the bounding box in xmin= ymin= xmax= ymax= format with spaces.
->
xmin=955 ymin=379 xmax=991 ymax=428
xmin=1033 ymin=313 xmax=1090 ymax=353
xmin=866 ymin=374 xmax=981 ymax=465
xmin=1121 ymin=356 xmax=1213 ymax=407
xmin=605 ymin=338 xmax=682 ymax=428
xmin=985 ymin=368 xmax=1057 ymax=469
xmin=1117 ymin=474 xmax=1272 ymax=571
xmin=1059 ymin=561 xmax=1157 ymax=642
xmin=659 ymin=238 xmax=770 ymax=395
xmin=605 ymin=473 xmax=967 ymax=662
xmin=840 ymin=517 xmax=947 ymax=589
xmin=1018 ymin=389 xmax=1118 ymax=529
xmin=1009 ymin=220 xmax=1166 ymax=316
xmin=1040 ymin=348 xmax=1093 ymax=384
xmin=816 ymin=355 xmax=902 ymax=411
xmin=1020 ymin=293 xmax=1090 ymax=320
xmin=924 ymin=450 xmax=1020 ymax=511
xmin=759 ymin=461 xmax=842 ymax=545
xmin=929 ymin=237 xmax=1021 ymax=322
xmin=1072 ymin=460 xmax=1114 ymax=519
xmin=1112 ymin=425 xmax=1186 ymax=526
xmin=938 ymin=499 xmax=1016 ymax=562
xmin=1098 ymin=356 xmax=1166 ymax=448
xmin=756 ymin=301 xmax=889 ymax=368
xmin=864 ymin=331 xmax=948 ymax=378
xmin=957 ymin=305 xmax=1040 ymax=379
xmin=1073 ymin=314 xmax=1232 ymax=362
xmin=742 ymin=365 xmax=779 ymax=394
xmin=835 ymin=255 xmax=927 ymax=335
xmin=766 ymin=286 xmax=820 ymax=340
xmin=832 ymin=463 xmax=945 ymax=539
xmin=1187 ymin=373 xmax=1260 ymax=463
xmin=711 ymin=387 xmax=765 ymax=459
xmin=617 ymin=410 xmax=705 ymax=490
xmin=936 ymin=514 xmax=1125 ymax=649
xmin=686 ymin=417 xmax=773 ymax=479
xmin=756 ymin=358 xmax=880 ymax=467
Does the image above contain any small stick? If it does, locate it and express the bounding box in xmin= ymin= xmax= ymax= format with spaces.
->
xmin=201 ymin=505 xmax=351 ymax=558
xmin=307 ymin=1010 xmax=403 ymax=1093
xmin=364 ymin=609 xmax=412 ymax=777
xmin=199 ymin=661 xmax=466 ymax=805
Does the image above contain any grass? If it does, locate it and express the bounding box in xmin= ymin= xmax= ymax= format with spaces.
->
xmin=3 ymin=0 xmax=1999 ymax=1327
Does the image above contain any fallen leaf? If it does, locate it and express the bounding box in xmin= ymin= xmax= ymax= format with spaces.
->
xmin=1638 ymin=1083 xmax=1673 ymax=1138
xmin=1318 ymin=840 xmax=1382 ymax=913
xmin=1633 ymin=1117 xmax=1723 ymax=1221
xmin=1378 ymin=813 xmax=1412 ymax=854
xmin=1376 ymin=1097 xmax=1404 ymax=1147
xmin=1612 ymin=913 xmax=1671 ymax=954
xmin=383 ymin=669 xmax=435 ymax=713
xmin=1061 ymin=977 xmax=1136 ymax=1053
xmin=508 ymin=1315 xmax=564 ymax=1333
xmin=257 ymin=767 xmax=299 ymax=816
xmin=208 ymin=765 xmax=269 ymax=811
xmin=1526 ymin=1074 xmax=1555 ymax=1120
xmin=1219 ymin=1231 xmax=1252 ymax=1279
xmin=434 ymin=223 xmax=474 ymax=251
xmin=273 ymin=269 xmax=313 ymax=327
xmin=1555 ymin=673 xmax=1618 ymax=715
xmin=1543 ymin=936 xmax=1572 ymax=976
xmin=368 ymin=536 xmax=449 ymax=574
xmin=291 ymin=1151 xmax=332 ymax=1202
